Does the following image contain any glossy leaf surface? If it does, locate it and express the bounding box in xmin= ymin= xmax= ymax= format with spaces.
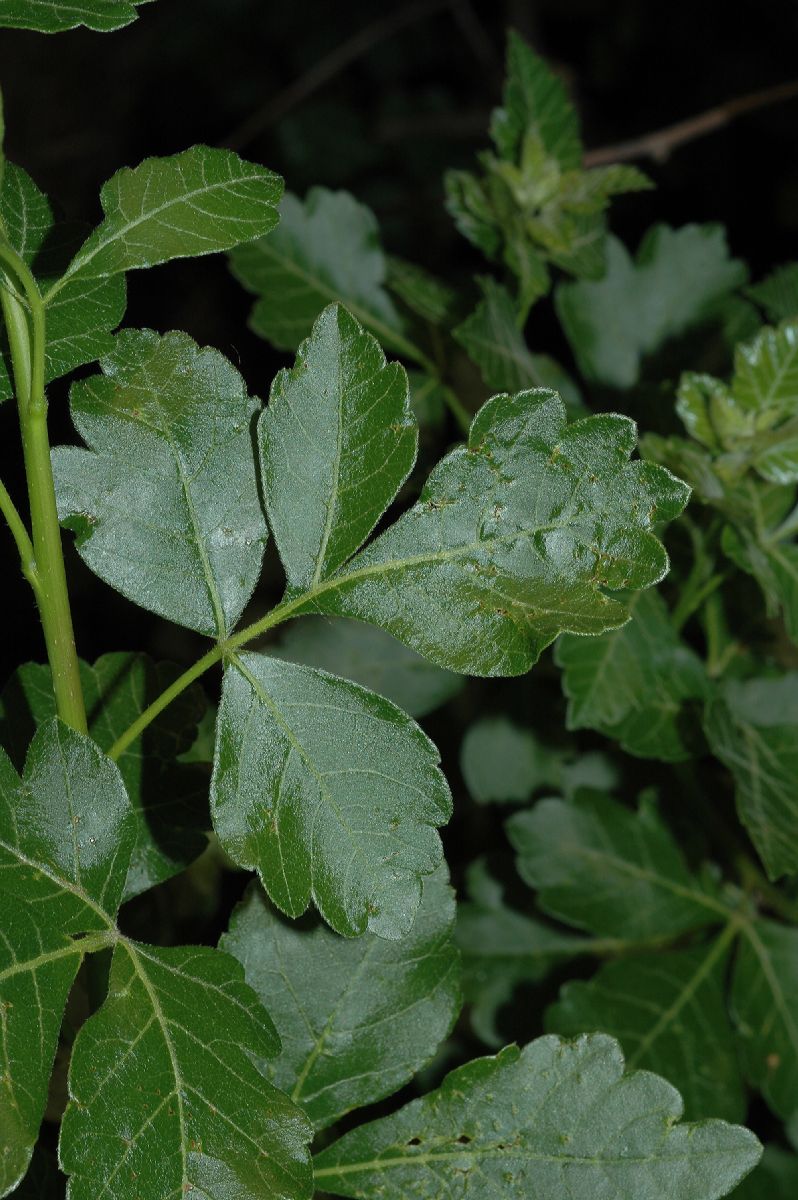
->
xmin=313 ymin=1034 xmax=761 ymax=1199
xmin=53 ymin=329 xmax=267 ymax=637
xmin=211 ymin=652 xmax=451 ymax=938
xmin=221 ymin=865 xmax=461 ymax=1130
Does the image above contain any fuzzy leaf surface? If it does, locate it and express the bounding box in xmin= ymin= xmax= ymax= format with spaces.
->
xmin=0 ymin=0 xmax=152 ymax=31
xmin=229 ymin=188 xmax=406 ymax=354
xmin=53 ymin=329 xmax=267 ymax=637
xmin=556 ymin=590 xmax=708 ymax=761
xmin=0 ymin=720 xmax=134 ymax=1197
xmin=313 ymin=1033 xmax=761 ymax=1199
xmin=261 ymin=304 xmax=417 ymax=591
xmin=211 ymin=652 xmax=451 ymax=939
xmin=507 ymin=793 xmax=727 ymax=939
xmin=704 ymin=674 xmax=798 ymax=878
xmin=60 ymin=941 xmax=313 ymax=1200
xmin=221 ymin=865 xmax=461 ymax=1130
xmin=300 ymin=389 xmax=689 ymax=676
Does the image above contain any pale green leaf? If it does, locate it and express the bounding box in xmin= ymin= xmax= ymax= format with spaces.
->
xmin=557 ymin=227 xmax=747 ymax=388
xmin=44 ymin=146 xmax=282 ymax=300
xmin=60 ymin=941 xmax=313 ymax=1200
xmin=261 ymin=304 xmax=416 ymax=592
xmin=210 ymin=652 xmax=451 ymax=939
xmin=507 ymin=793 xmax=728 ymax=939
xmin=0 ymin=0 xmax=153 ymax=32
xmin=733 ymin=319 xmax=798 ymax=416
xmin=299 ymin=389 xmax=689 ymax=676
xmin=0 ymin=719 xmax=134 ymax=1197
xmin=221 ymin=865 xmax=461 ymax=1130
xmin=546 ymin=941 xmax=745 ymax=1121
xmin=313 ymin=1033 xmax=761 ymax=1199
xmin=731 ymin=918 xmax=798 ymax=1120
xmin=460 ymin=716 xmax=559 ymax=804
xmin=274 ymin=618 xmax=462 ymax=719
xmin=53 ymin=329 xmax=267 ymax=637
xmin=229 ymin=188 xmax=407 ymax=355
xmin=490 ymin=31 xmax=581 ymax=168
xmin=704 ymin=675 xmax=798 ymax=879
xmin=556 ymin=590 xmax=708 ymax=761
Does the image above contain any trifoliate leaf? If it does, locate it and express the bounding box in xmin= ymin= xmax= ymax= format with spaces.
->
xmin=453 ymin=277 xmax=582 ymax=414
xmin=313 ymin=1033 xmax=761 ymax=1200
xmin=507 ymin=793 xmax=728 ymax=939
xmin=274 ymin=618 xmax=462 ymax=718
xmin=261 ymin=304 xmax=416 ymax=592
xmin=0 ymin=719 xmax=134 ymax=1197
xmin=59 ymin=941 xmax=313 ymax=1200
xmin=556 ymin=589 xmax=708 ymax=761
xmin=211 ymin=652 xmax=451 ymax=939
xmin=490 ymin=31 xmax=581 ymax=168
xmin=546 ymin=941 xmax=745 ymax=1121
xmin=731 ymin=918 xmax=798 ymax=1120
xmin=0 ymin=0 xmax=153 ymax=32
xmin=747 ymin=263 xmax=798 ymax=323
xmin=456 ymin=858 xmax=587 ymax=1046
xmin=704 ymin=674 xmax=798 ymax=879
xmin=557 ymin=227 xmax=747 ymax=388
xmin=229 ymin=188 xmax=407 ymax=355
xmin=53 ymin=329 xmax=267 ymax=637
xmin=300 ymin=388 xmax=689 ymax=676
xmin=0 ymin=653 xmax=208 ymax=899
xmin=44 ymin=146 xmax=281 ymax=299
xmin=221 ymin=865 xmax=461 ymax=1130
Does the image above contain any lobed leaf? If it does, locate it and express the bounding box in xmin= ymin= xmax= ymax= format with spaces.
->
xmin=490 ymin=31 xmax=581 ymax=168
xmin=53 ymin=329 xmax=268 ymax=637
xmin=221 ymin=865 xmax=461 ymax=1130
xmin=313 ymin=1033 xmax=761 ymax=1199
xmin=211 ymin=652 xmax=451 ymax=939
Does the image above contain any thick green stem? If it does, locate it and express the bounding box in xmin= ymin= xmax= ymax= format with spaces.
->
xmin=0 ymin=239 xmax=87 ymax=733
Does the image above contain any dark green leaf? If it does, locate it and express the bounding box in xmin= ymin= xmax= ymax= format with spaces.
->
xmin=386 ymin=257 xmax=458 ymax=327
xmin=313 ymin=1033 xmax=761 ymax=1199
xmin=556 ymin=590 xmax=708 ymax=761
xmin=747 ymin=264 xmax=798 ymax=323
xmin=60 ymin=941 xmax=313 ymax=1200
xmin=731 ymin=918 xmax=798 ymax=1119
xmin=546 ymin=940 xmax=745 ymax=1120
xmin=211 ymin=652 xmax=451 ymax=938
xmin=704 ymin=675 xmax=798 ymax=879
xmin=557 ymin=227 xmax=747 ymax=388
xmin=229 ymin=188 xmax=407 ymax=355
xmin=0 ymin=0 xmax=153 ymax=32
xmin=490 ymin=31 xmax=581 ymax=168
xmin=221 ymin=865 xmax=461 ymax=1130
xmin=301 ymin=389 xmax=689 ymax=676
xmin=507 ymin=793 xmax=728 ymax=939
xmin=53 ymin=329 xmax=267 ymax=637
xmin=274 ymin=618 xmax=462 ymax=718
xmin=261 ymin=304 xmax=416 ymax=591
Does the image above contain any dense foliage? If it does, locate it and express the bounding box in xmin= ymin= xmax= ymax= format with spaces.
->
xmin=0 ymin=4 xmax=796 ymax=1198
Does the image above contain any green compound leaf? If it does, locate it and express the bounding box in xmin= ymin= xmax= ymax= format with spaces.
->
xmin=44 ymin=145 xmax=282 ymax=300
xmin=556 ymin=590 xmax=709 ymax=761
xmin=211 ymin=652 xmax=451 ymax=939
xmin=53 ymin=329 xmax=267 ymax=638
xmin=0 ymin=653 xmax=208 ymax=899
xmin=0 ymin=0 xmax=153 ymax=32
xmin=507 ymin=793 xmax=728 ymax=940
xmin=261 ymin=304 xmax=417 ymax=592
xmin=731 ymin=918 xmax=798 ymax=1120
xmin=490 ymin=31 xmax=581 ymax=168
xmin=0 ymin=719 xmax=134 ymax=1197
xmin=274 ymin=618 xmax=462 ymax=719
xmin=221 ymin=864 xmax=461 ymax=1130
xmin=313 ymin=1033 xmax=761 ymax=1200
xmin=229 ymin=188 xmax=407 ymax=355
xmin=301 ymin=389 xmax=689 ymax=676
xmin=747 ymin=263 xmax=798 ymax=323
xmin=546 ymin=940 xmax=745 ymax=1122
xmin=454 ymin=277 xmax=582 ymax=413
xmin=0 ymin=163 xmax=126 ymax=401
xmin=557 ymin=227 xmax=747 ymax=388
xmin=60 ymin=941 xmax=313 ymax=1200
xmin=704 ymin=674 xmax=798 ymax=879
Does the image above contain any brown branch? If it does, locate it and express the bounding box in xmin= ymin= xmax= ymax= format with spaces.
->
xmin=223 ymin=0 xmax=450 ymax=151
xmin=584 ymin=79 xmax=798 ymax=168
